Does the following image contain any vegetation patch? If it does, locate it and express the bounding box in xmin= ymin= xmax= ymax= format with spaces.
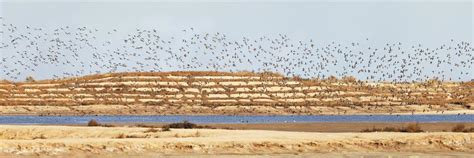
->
xmin=87 ymin=119 xmax=100 ymax=126
xmin=162 ymin=121 xmax=215 ymax=129
xmin=361 ymin=123 xmax=424 ymax=133
xmin=451 ymin=124 xmax=474 ymax=133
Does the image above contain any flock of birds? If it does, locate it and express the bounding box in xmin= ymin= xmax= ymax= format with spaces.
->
xmin=1 ymin=18 xmax=473 ymax=82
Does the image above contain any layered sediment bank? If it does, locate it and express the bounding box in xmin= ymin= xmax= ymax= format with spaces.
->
xmin=1 ymin=71 xmax=472 ymax=115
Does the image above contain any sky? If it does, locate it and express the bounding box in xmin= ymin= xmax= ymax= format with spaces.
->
xmin=2 ymin=0 xmax=472 ymax=43
xmin=0 ymin=0 xmax=473 ymax=81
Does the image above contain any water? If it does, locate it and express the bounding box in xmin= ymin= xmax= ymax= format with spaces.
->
xmin=0 ymin=114 xmax=473 ymax=124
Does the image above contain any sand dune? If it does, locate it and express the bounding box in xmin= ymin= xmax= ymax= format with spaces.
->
xmin=0 ymin=125 xmax=473 ymax=157
xmin=0 ymin=71 xmax=473 ymax=115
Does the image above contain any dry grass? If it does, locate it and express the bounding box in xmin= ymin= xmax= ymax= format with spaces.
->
xmin=116 ymin=133 xmax=148 ymax=139
xmin=401 ymin=123 xmax=423 ymax=133
xmin=87 ymin=119 xmax=100 ymax=126
xmin=162 ymin=121 xmax=215 ymax=129
xmin=161 ymin=126 xmax=171 ymax=131
xmin=361 ymin=123 xmax=424 ymax=133
xmin=452 ymin=124 xmax=474 ymax=133
xmin=32 ymin=134 xmax=47 ymax=140
xmin=143 ymin=128 xmax=159 ymax=133
xmin=135 ymin=124 xmax=159 ymax=128
xmin=452 ymin=124 xmax=466 ymax=132
xmin=116 ymin=133 xmax=126 ymax=139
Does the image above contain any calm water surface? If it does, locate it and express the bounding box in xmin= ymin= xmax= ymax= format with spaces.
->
xmin=0 ymin=114 xmax=473 ymax=124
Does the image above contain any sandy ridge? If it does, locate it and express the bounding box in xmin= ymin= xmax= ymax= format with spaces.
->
xmin=0 ymin=71 xmax=473 ymax=115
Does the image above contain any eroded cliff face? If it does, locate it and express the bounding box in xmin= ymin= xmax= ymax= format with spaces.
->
xmin=0 ymin=71 xmax=472 ymax=115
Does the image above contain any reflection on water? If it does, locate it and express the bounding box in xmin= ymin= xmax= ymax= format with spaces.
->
xmin=0 ymin=114 xmax=473 ymax=124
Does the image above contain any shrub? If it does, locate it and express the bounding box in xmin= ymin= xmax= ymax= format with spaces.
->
xmin=451 ymin=124 xmax=474 ymax=133
xmin=87 ymin=119 xmax=100 ymax=126
xmin=126 ymin=135 xmax=146 ymax=138
xmin=161 ymin=126 xmax=171 ymax=131
xmin=116 ymin=133 xmax=126 ymax=139
xmin=101 ymin=124 xmax=116 ymax=127
xmin=161 ymin=121 xmax=215 ymax=130
xmin=452 ymin=124 xmax=465 ymax=132
xmin=361 ymin=123 xmax=424 ymax=133
xmin=136 ymin=124 xmax=158 ymax=128
xmin=381 ymin=127 xmax=398 ymax=132
xmin=400 ymin=123 xmax=423 ymax=133
xmin=361 ymin=127 xmax=399 ymax=132
xmin=33 ymin=134 xmax=47 ymax=140
xmin=466 ymin=128 xmax=474 ymax=132
xmin=361 ymin=127 xmax=376 ymax=132
xmin=144 ymin=128 xmax=159 ymax=133
xmin=165 ymin=120 xmax=197 ymax=129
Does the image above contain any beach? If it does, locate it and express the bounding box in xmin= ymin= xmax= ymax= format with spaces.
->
xmin=202 ymin=122 xmax=474 ymax=132
xmin=0 ymin=125 xmax=473 ymax=157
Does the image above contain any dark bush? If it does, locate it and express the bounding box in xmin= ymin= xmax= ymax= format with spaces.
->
xmin=87 ymin=119 xmax=100 ymax=126
xmin=161 ymin=121 xmax=215 ymax=130
xmin=361 ymin=123 xmax=423 ymax=133
xmin=382 ymin=127 xmax=398 ymax=132
xmin=161 ymin=126 xmax=171 ymax=131
xmin=361 ymin=127 xmax=399 ymax=132
xmin=116 ymin=133 xmax=126 ymax=139
xmin=400 ymin=123 xmax=423 ymax=133
xmin=166 ymin=120 xmax=197 ymax=129
xmin=144 ymin=128 xmax=159 ymax=133
xmin=452 ymin=124 xmax=466 ymax=132
xmin=33 ymin=134 xmax=47 ymax=140
xmin=136 ymin=124 xmax=158 ymax=128
xmin=467 ymin=128 xmax=474 ymax=132
xmin=361 ymin=127 xmax=377 ymax=132
xmin=451 ymin=124 xmax=474 ymax=133
xmin=101 ymin=124 xmax=116 ymax=127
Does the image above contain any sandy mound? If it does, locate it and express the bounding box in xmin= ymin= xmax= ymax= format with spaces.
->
xmin=0 ymin=71 xmax=474 ymax=115
xmin=1 ymin=71 xmax=473 ymax=115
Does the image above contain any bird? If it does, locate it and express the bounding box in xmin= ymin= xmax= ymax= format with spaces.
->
xmin=0 ymin=18 xmax=472 ymax=84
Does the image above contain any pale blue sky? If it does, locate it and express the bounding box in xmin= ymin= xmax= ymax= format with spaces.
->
xmin=0 ymin=0 xmax=473 ymax=81
xmin=3 ymin=0 xmax=472 ymax=44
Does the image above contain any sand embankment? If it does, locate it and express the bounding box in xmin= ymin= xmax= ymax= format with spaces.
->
xmin=0 ymin=125 xmax=473 ymax=157
xmin=1 ymin=71 xmax=473 ymax=115
xmin=0 ymin=104 xmax=473 ymax=116
xmin=198 ymin=122 xmax=474 ymax=133
xmin=88 ymin=122 xmax=474 ymax=133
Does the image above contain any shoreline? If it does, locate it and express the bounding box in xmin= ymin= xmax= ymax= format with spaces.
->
xmin=1 ymin=109 xmax=473 ymax=116
xmin=0 ymin=125 xmax=473 ymax=157
xmin=4 ymin=122 xmax=474 ymax=133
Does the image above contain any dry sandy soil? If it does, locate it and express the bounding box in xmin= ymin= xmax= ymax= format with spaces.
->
xmin=0 ymin=125 xmax=473 ymax=157
xmin=186 ymin=122 xmax=474 ymax=133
